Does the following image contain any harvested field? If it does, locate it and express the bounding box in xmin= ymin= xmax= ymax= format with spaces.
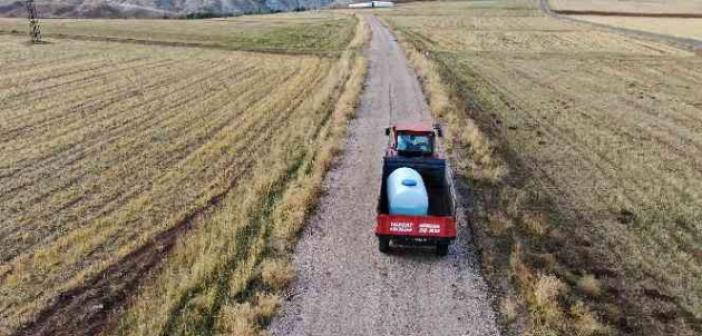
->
xmin=549 ymin=0 xmax=702 ymax=15
xmin=572 ymin=16 xmax=702 ymax=41
xmin=0 ymin=12 xmax=355 ymax=54
xmin=0 ymin=12 xmax=366 ymax=336
xmin=380 ymin=1 xmax=702 ymax=335
xmin=546 ymin=0 xmax=702 ymax=43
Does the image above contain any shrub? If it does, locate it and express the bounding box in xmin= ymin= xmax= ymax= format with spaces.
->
xmin=577 ymin=274 xmax=602 ymax=297
xmin=260 ymin=258 xmax=296 ymax=290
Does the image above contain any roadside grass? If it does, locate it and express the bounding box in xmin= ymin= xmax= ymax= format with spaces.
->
xmin=0 ymin=12 xmax=367 ymax=336
xmin=380 ymin=1 xmax=702 ymax=335
xmin=0 ymin=11 xmax=355 ymax=54
xmin=110 ymin=15 xmax=370 ymax=336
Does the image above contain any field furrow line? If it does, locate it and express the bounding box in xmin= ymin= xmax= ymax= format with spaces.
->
xmin=608 ymin=61 xmax=702 ymax=124
xmin=105 ymin=57 xmax=324 ymax=271
xmin=0 ymin=52 xmax=118 ymax=76
xmin=0 ymin=59 xmax=196 ymax=149
xmin=144 ymin=62 xmax=332 ymax=336
xmin=0 ymin=13 xmax=361 ymax=335
xmin=0 ymin=59 xmax=316 ymax=282
xmin=457 ymin=57 xmax=675 ymax=213
xmin=0 ymin=57 xmax=153 ymax=101
xmin=490 ymin=58 xmax=702 ymax=203
xmin=513 ymin=62 xmax=702 ymax=197
xmin=0 ymin=63 xmax=268 ymax=260
xmin=6 ymin=60 xmax=329 ymax=336
xmin=0 ymin=58 xmax=114 ymax=92
xmin=596 ymin=59 xmax=702 ymax=126
xmin=3 ymin=60 xmax=253 ymax=184
xmin=457 ymin=48 xmax=702 ymax=290
xmin=0 ymin=59 xmax=190 ymax=140
xmin=0 ymin=61 xmax=255 ymax=233
xmin=83 ymin=59 xmax=326 ymax=257
xmin=159 ymin=151 xmax=304 ymax=336
xmin=0 ymin=58 xmax=169 ymax=120
xmin=11 ymin=161 xmax=260 ymax=336
xmin=0 ymin=60 xmax=234 ymax=176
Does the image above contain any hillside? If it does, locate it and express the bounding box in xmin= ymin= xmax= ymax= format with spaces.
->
xmin=0 ymin=0 xmax=333 ymax=18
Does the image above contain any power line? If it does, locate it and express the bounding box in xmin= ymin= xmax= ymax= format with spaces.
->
xmin=25 ymin=0 xmax=41 ymax=43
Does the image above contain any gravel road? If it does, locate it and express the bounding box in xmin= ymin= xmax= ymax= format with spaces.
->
xmin=268 ymin=15 xmax=501 ymax=336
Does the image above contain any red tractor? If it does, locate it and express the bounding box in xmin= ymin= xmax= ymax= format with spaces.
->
xmin=375 ymin=122 xmax=457 ymax=256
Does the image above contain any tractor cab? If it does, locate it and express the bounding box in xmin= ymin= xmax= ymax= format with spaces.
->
xmin=385 ymin=122 xmax=442 ymax=158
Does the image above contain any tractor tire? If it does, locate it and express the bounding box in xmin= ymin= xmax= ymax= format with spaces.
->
xmin=378 ymin=236 xmax=390 ymax=253
xmin=436 ymin=242 xmax=449 ymax=256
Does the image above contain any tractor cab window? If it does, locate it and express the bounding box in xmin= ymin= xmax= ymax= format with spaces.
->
xmin=396 ymin=132 xmax=433 ymax=155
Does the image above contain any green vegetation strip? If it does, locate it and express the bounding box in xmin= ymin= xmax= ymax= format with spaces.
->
xmin=0 ymin=13 xmax=356 ymax=55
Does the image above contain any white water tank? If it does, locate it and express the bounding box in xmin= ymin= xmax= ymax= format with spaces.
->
xmin=387 ymin=167 xmax=429 ymax=216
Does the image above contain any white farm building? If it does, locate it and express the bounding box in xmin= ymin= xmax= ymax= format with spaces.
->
xmin=348 ymin=1 xmax=394 ymax=8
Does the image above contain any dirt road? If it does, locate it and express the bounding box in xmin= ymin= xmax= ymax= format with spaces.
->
xmin=268 ymin=15 xmax=500 ymax=336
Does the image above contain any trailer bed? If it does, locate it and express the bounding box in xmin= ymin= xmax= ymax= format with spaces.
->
xmin=375 ymin=156 xmax=457 ymax=255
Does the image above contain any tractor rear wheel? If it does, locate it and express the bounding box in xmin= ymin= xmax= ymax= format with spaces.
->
xmin=436 ymin=242 xmax=449 ymax=256
xmin=378 ymin=237 xmax=390 ymax=253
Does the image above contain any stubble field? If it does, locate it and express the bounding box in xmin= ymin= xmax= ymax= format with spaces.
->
xmin=380 ymin=1 xmax=702 ymax=335
xmin=570 ymin=16 xmax=702 ymax=41
xmin=549 ymin=0 xmax=702 ymax=15
xmin=0 ymin=12 xmax=367 ymax=336
xmin=546 ymin=0 xmax=702 ymax=41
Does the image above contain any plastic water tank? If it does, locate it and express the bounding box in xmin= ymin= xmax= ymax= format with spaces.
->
xmin=387 ymin=167 xmax=429 ymax=216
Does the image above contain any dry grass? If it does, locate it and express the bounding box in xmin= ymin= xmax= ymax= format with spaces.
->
xmin=500 ymin=296 xmax=520 ymax=323
xmin=215 ymin=292 xmax=281 ymax=335
xmin=577 ymin=274 xmax=602 ymax=298
xmin=216 ymin=303 xmax=260 ymax=336
xmin=0 ymin=11 xmax=368 ymax=336
xmin=110 ymin=14 xmax=369 ymax=336
xmin=529 ymin=274 xmax=567 ymax=324
xmin=0 ymin=11 xmax=355 ymax=54
xmin=572 ymin=16 xmax=702 ymax=40
xmin=570 ymin=300 xmax=611 ymax=336
xmin=380 ymin=1 xmax=702 ymax=335
xmin=387 ymin=17 xmax=506 ymax=182
xmin=260 ymin=258 xmax=296 ymax=290
xmin=549 ymin=0 xmax=702 ymax=14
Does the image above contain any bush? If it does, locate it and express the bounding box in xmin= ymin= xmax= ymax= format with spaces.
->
xmin=260 ymin=258 xmax=296 ymax=290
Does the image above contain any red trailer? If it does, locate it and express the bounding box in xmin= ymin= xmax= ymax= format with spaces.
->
xmin=376 ymin=122 xmax=457 ymax=256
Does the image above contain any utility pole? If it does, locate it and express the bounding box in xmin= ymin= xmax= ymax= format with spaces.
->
xmin=25 ymin=0 xmax=41 ymax=43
